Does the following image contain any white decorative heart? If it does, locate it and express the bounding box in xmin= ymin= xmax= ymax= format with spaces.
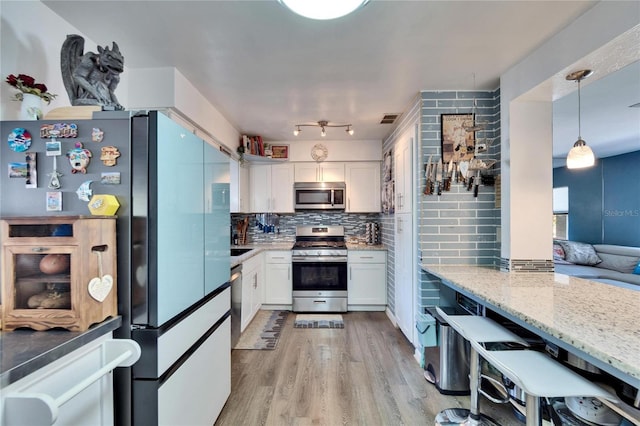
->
xmin=88 ymin=275 xmax=113 ymax=302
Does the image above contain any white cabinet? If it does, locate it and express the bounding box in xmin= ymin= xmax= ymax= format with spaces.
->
xmin=241 ymin=252 xmax=264 ymax=331
xmin=348 ymin=250 xmax=386 ymax=310
xmin=230 ymin=159 xmax=250 ymax=213
xmin=294 ymin=162 xmax=345 ymax=182
xmin=250 ymin=163 xmax=294 ymax=213
xmin=264 ymin=251 xmax=292 ymax=306
xmin=345 ymin=162 xmax=381 ymax=213
xmin=395 ymin=212 xmax=415 ymax=343
xmin=394 ymin=134 xmax=413 ymax=214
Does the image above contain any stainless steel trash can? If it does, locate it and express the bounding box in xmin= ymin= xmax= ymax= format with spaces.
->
xmin=423 ymin=307 xmax=470 ymax=395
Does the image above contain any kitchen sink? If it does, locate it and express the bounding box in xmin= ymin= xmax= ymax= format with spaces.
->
xmin=230 ymin=248 xmax=253 ymax=256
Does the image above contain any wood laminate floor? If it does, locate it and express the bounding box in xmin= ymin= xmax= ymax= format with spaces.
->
xmin=216 ymin=311 xmax=518 ymax=426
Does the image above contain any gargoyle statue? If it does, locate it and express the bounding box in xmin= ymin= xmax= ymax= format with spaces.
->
xmin=60 ymin=34 xmax=124 ymax=110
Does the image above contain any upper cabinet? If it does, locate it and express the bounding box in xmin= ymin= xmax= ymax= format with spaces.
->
xmin=230 ymin=159 xmax=250 ymax=213
xmin=294 ymin=162 xmax=345 ymax=183
xmin=394 ymin=135 xmax=413 ymax=214
xmin=250 ymin=163 xmax=294 ymax=213
xmin=345 ymin=162 xmax=381 ymax=213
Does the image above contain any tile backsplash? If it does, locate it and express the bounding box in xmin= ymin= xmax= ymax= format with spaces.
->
xmin=231 ymin=212 xmax=380 ymax=244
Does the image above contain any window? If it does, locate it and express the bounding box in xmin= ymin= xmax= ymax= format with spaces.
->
xmin=553 ymin=187 xmax=569 ymax=239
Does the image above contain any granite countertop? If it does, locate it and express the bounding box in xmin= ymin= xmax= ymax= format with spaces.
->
xmin=422 ymin=264 xmax=640 ymax=386
xmin=230 ymin=243 xmax=386 ymax=267
xmin=346 ymin=243 xmax=386 ymax=250
xmin=231 ymin=243 xmax=294 ymax=267
xmin=0 ymin=316 xmax=122 ymax=387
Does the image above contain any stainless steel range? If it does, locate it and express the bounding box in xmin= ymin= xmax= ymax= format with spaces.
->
xmin=292 ymin=225 xmax=347 ymax=312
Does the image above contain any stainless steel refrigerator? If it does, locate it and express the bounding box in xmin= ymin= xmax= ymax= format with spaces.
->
xmin=0 ymin=110 xmax=232 ymax=425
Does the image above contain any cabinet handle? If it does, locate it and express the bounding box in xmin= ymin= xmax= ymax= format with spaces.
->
xmin=271 ymin=256 xmax=285 ymax=259
xmin=349 ymin=266 xmax=352 ymax=280
xmin=31 ymin=247 xmax=50 ymax=252
xmin=253 ymin=274 xmax=257 ymax=289
xmin=360 ymin=256 xmax=374 ymax=259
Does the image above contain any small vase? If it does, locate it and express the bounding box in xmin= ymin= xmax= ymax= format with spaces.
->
xmin=20 ymin=93 xmax=43 ymax=120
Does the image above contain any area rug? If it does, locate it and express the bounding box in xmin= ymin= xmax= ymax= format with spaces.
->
xmin=234 ymin=310 xmax=288 ymax=350
xmin=293 ymin=314 xmax=344 ymax=329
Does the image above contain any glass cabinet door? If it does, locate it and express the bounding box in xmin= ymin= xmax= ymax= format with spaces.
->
xmin=7 ymin=245 xmax=76 ymax=311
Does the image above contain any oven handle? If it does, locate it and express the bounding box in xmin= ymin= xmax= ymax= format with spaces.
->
xmin=292 ymin=256 xmax=347 ymax=263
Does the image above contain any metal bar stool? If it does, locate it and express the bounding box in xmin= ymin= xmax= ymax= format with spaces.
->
xmin=435 ymin=307 xmax=529 ymax=426
xmin=470 ymin=342 xmax=618 ymax=426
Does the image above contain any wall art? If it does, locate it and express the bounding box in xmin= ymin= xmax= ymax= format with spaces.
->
xmin=441 ymin=113 xmax=475 ymax=163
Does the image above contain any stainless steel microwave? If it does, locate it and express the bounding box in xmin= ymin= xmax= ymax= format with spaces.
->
xmin=294 ymin=182 xmax=346 ymax=210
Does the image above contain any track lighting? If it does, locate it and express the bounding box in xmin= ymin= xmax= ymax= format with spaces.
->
xmin=293 ymin=120 xmax=354 ymax=137
xmin=566 ymin=70 xmax=595 ymax=169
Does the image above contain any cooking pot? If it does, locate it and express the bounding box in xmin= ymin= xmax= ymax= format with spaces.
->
xmin=545 ymin=344 xmax=603 ymax=378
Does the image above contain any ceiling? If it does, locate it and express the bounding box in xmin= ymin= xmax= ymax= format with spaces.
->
xmin=42 ymin=1 xmax=639 ymax=160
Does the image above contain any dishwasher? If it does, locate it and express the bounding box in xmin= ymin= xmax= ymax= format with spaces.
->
xmin=230 ymin=264 xmax=242 ymax=348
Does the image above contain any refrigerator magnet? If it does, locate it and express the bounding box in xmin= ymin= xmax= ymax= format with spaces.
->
xmin=40 ymin=123 xmax=78 ymax=138
xmin=101 ymin=172 xmax=121 ymax=185
xmin=76 ymin=180 xmax=93 ymax=201
xmin=67 ymin=142 xmax=92 ymax=174
xmin=92 ymin=128 xmax=104 ymax=142
xmin=8 ymin=162 xmax=27 ymax=178
xmin=46 ymin=140 xmax=62 ymax=156
xmin=100 ymin=146 xmax=120 ymax=166
xmin=26 ymin=152 xmax=37 ymax=189
xmin=8 ymin=128 xmax=32 ymax=152
xmin=46 ymin=191 xmax=63 ymax=211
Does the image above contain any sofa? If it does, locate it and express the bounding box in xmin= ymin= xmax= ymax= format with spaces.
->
xmin=553 ymin=240 xmax=640 ymax=289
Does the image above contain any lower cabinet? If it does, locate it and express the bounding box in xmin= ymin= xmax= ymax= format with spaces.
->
xmin=264 ymin=251 xmax=292 ymax=306
xmin=348 ymin=250 xmax=387 ymax=310
xmin=241 ymin=252 xmax=264 ymax=331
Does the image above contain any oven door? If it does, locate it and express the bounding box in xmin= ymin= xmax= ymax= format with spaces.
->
xmin=292 ymin=258 xmax=347 ymax=295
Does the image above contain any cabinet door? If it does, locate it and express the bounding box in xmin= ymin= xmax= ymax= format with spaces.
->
xmin=238 ymin=164 xmax=250 ymax=212
xmin=294 ymin=163 xmax=319 ymax=182
xmin=251 ymin=264 xmax=264 ymax=316
xmin=346 ymin=162 xmax=381 ymax=213
xmin=394 ymin=134 xmax=413 ymax=214
xmin=241 ymin=268 xmax=256 ymax=332
xmin=395 ymin=212 xmax=414 ymax=343
xmin=231 ymin=161 xmax=250 ymax=213
xmin=250 ymin=164 xmax=271 ymax=213
xmin=319 ymin=163 xmax=345 ymax=182
xmin=348 ymin=262 xmax=386 ymax=305
xmin=265 ymin=261 xmax=292 ymax=304
xmin=270 ymin=163 xmax=294 ymax=213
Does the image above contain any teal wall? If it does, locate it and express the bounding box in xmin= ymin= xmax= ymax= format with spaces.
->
xmin=553 ymin=150 xmax=640 ymax=246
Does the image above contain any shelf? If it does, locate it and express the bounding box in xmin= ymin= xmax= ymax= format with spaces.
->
xmin=241 ymin=153 xmax=288 ymax=164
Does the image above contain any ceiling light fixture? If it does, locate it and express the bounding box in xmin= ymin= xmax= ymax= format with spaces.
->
xmin=566 ymin=69 xmax=595 ymax=169
xmin=293 ymin=121 xmax=354 ymax=137
xmin=278 ymin=0 xmax=370 ymax=20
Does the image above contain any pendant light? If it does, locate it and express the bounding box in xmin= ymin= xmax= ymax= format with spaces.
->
xmin=566 ymin=70 xmax=595 ymax=169
xmin=278 ymin=0 xmax=370 ymax=20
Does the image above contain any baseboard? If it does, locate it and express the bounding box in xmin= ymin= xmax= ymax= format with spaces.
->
xmin=385 ymin=307 xmax=398 ymax=328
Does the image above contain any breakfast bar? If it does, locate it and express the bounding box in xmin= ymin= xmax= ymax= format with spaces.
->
xmin=421 ymin=264 xmax=640 ymax=389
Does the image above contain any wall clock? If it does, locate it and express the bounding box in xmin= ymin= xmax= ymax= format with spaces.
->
xmin=311 ymin=144 xmax=328 ymax=162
